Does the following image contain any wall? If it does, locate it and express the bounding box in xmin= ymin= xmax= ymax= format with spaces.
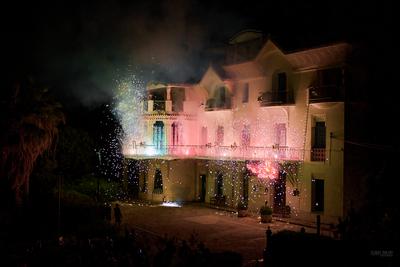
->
xmin=138 ymin=159 xmax=196 ymax=202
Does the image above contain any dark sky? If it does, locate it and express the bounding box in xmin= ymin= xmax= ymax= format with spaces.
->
xmin=3 ymin=0 xmax=393 ymax=106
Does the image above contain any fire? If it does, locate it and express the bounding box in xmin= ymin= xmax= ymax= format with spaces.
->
xmin=246 ymin=160 xmax=279 ymax=180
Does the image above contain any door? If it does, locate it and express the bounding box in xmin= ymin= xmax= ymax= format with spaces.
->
xmin=273 ymin=170 xmax=286 ymax=213
xmin=216 ymin=173 xmax=223 ymax=197
xmin=311 ymin=178 xmax=324 ymax=212
xmin=242 ymin=172 xmax=249 ymax=206
xmin=274 ymin=123 xmax=286 ymax=147
xmin=153 ymin=121 xmax=164 ymax=151
xmin=200 ymin=174 xmax=206 ymax=202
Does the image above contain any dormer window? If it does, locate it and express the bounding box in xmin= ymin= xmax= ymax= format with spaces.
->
xmin=217 ymin=87 xmax=226 ymax=104
xmin=205 ymin=86 xmax=231 ymax=110
xmin=258 ymin=71 xmax=293 ymax=106
xmin=277 ymin=72 xmax=287 ymax=92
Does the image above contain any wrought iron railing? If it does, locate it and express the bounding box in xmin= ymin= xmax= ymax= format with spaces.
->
xmin=205 ymin=98 xmax=232 ymax=111
xmin=308 ymin=85 xmax=344 ymax=103
xmin=153 ymin=100 xmax=166 ymax=111
xmin=258 ymin=90 xmax=294 ymax=106
xmin=124 ymin=144 xmax=304 ymax=161
xmin=311 ymin=148 xmax=325 ymax=162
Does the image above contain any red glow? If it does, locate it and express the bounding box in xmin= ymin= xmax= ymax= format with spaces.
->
xmin=246 ymin=160 xmax=279 ymax=180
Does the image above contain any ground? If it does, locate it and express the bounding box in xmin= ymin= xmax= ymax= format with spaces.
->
xmin=117 ymin=201 xmax=333 ymax=265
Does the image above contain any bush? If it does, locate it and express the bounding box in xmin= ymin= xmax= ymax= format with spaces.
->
xmin=260 ymin=206 xmax=273 ymax=215
xmin=237 ymin=202 xmax=247 ymax=210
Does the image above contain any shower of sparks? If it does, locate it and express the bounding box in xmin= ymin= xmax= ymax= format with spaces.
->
xmin=113 ymin=73 xmax=146 ymax=155
xmin=246 ymin=160 xmax=279 ymax=180
xmin=106 ymin=67 xmax=308 ymax=218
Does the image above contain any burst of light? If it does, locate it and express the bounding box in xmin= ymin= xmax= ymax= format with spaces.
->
xmin=145 ymin=146 xmax=157 ymax=156
xmin=160 ymin=202 xmax=182 ymax=207
xmin=246 ymin=160 xmax=279 ymax=180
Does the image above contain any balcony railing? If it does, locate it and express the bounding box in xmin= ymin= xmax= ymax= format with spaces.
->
xmin=153 ymin=100 xmax=166 ymax=111
xmin=311 ymin=148 xmax=325 ymax=162
xmin=308 ymin=85 xmax=344 ymax=103
xmin=205 ymin=98 xmax=232 ymax=111
xmin=258 ymin=90 xmax=294 ymax=107
xmin=124 ymin=144 xmax=303 ymax=161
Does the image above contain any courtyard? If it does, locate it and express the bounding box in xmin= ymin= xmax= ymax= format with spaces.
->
xmin=117 ymin=202 xmax=330 ymax=265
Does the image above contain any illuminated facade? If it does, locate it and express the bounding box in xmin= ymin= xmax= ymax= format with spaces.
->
xmin=123 ymin=31 xmax=351 ymax=224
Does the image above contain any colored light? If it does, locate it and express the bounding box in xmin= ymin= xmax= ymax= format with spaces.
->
xmin=246 ymin=160 xmax=279 ymax=180
xmin=160 ymin=202 xmax=181 ymax=207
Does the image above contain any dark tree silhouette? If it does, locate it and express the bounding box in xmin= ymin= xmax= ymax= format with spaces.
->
xmin=0 ymin=77 xmax=65 ymax=205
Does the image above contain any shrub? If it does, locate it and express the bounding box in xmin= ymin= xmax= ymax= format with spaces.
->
xmin=237 ymin=202 xmax=247 ymax=210
xmin=260 ymin=206 xmax=273 ymax=215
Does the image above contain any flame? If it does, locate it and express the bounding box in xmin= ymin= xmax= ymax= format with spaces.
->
xmin=246 ymin=160 xmax=279 ymax=180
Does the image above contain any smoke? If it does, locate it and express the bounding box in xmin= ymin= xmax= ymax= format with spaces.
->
xmin=6 ymin=0 xmax=389 ymax=107
xmin=9 ymin=0 xmax=245 ymax=107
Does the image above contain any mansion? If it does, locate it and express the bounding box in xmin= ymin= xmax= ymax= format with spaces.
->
xmin=123 ymin=30 xmax=352 ymax=224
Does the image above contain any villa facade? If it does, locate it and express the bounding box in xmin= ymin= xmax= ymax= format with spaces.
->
xmin=123 ymin=31 xmax=351 ymax=224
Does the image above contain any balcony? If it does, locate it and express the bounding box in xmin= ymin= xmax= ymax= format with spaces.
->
xmin=310 ymin=148 xmax=325 ymax=162
xmin=153 ymin=100 xmax=166 ymax=111
xmin=124 ymin=144 xmax=303 ymax=161
xmin=205 ymin=98 xmax=232 ymax=111
xmin=308 ymin=85 xmax=344 ymax=104
xmin=258 ymin=90 xmax=294 ymax=107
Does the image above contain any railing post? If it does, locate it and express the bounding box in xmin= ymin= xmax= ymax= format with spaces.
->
xmin=316 ymin=214 xmax=321 ymax=236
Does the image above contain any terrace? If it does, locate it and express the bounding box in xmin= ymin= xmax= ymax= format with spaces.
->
xmin=123 ymin=143 xmax=303 ymax=161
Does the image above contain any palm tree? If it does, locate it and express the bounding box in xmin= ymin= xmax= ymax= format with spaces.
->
xmin=0 ymin=77 xmax=65 ymax=205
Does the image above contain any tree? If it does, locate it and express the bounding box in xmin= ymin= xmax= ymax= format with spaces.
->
xmin=0 ymin=77 xmax=65 ymax=205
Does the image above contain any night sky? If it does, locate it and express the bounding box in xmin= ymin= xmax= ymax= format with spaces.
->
xmin=3 ymin=0 xmax=393 ymax=107
xmin=1 ymin=2 xmax=398 ymax=261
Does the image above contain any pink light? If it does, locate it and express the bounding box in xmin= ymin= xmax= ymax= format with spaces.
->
xmin=246 ymin=160 xmax=279 ymax=180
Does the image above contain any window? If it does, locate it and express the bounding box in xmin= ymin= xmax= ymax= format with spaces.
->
xmin=317 ymin=68 xmax=343 ymax=88
xmin=313 ymin=121 xmax=326 ymax=148
xmin=172 ymin=122 xmax=182 ymax=146
xmin=311 ymin=120 xmax=326 ymax=161
xmin=277 ymin=72 xmax=287 ymax=92
xmin=172 ymin=87 xmax=185 ymax=112
xmin=216 ymin=173 xmax=223 ymax=197
xmin=217 ymin=87 xmax=226 ymax=106
xmin=216 ymin=126 xmax=224 ymax=146
xmin=153 ymin=121 xmax=164 ymax=149
xmin=274 ymin=123 xmax=286 ymax=147
xmin=242 ymin=83 xmax=249 ymax=103
xmin=241 ymin=125 xmax=251 ymax=147
xmin=200 ymin=126 xmax=208 ymax=145
xmin=309 ymin=68 xmax=344 ymax=103
xmin=151 ymin=89 xmax=166 ymax=111
xmin=153 ymin=169 xmax=163 ymax=194
xmin=311 ymin=178 xmax=324 ymax=212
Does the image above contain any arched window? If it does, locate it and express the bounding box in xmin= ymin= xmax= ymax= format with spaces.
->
xmin=153 ymin=169 xmax=163 ymax=194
